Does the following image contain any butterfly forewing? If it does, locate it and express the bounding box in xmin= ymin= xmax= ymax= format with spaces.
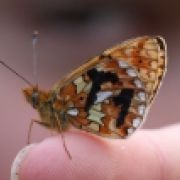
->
xmin=53 ymin=36 xmax=167 ymax=138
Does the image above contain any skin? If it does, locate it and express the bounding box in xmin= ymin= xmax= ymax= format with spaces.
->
xmin=18 ymin=124 xmax=180 ymax=180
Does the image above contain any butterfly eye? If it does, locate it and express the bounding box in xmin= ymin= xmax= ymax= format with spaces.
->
xmin=32 ymin=91 xmax=39 ymax=108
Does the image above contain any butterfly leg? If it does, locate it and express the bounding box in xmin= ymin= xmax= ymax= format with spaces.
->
xmin=27 ymin=119 xmax=50 ymax=144
xmin=54 ymin=114 xmax=72 ymax=160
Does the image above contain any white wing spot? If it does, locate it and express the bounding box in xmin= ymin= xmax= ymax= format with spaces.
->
xmin=118 ymin=60 xmax=129 ymax=68
xmin=137 ymin=92 xmax=146 ymax=101
xmin=67 ymin=108 xmax=79 ymax=116
xmin=138 ymin=105 xmax=146 ymax=116
xmin=96 ymin=91 xmax=113 ymax=103
xmin=127 ymin=128 xmax=134 ymax=135
xmin=126 ymin=68 xmax=137 ymax=77
xmin=132 ymin=118 xmax=141 ymax=128
xmin=134 ymin=79 xmax=144 ymax=88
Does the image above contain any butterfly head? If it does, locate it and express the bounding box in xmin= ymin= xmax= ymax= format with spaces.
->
xmin=23 ymin=85 xmax=49 ymax=109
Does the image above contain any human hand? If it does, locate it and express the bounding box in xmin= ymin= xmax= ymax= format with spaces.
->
xmin=11 ymin=124 xmax=180 ymax=180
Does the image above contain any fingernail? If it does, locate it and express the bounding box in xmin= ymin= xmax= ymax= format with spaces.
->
xmin=11 ymin=144 xmax=36 ymax=180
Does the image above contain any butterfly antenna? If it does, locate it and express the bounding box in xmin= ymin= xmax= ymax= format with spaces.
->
xmin=0 ymin=60 xmax=32 ymax=86
xmin=32 ymin=30 xmax=39 ymax=85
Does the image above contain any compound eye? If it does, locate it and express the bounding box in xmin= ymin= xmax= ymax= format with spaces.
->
xmin=32 ymin=91 xmax=39 ymax=108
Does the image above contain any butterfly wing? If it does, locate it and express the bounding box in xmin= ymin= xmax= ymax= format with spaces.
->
xmin=52 ymin=36 xmax=167 ymax=138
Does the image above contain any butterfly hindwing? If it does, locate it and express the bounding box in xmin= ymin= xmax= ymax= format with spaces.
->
xmin=53 ymin=36 xmax=167 ymax=138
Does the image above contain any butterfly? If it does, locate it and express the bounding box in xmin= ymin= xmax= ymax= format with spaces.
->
xmin=21 ymin=36 xmax=167 ymax=158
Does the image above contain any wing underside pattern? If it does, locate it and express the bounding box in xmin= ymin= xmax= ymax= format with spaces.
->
xmin=54 ymin=36 xmax=167 ymax=138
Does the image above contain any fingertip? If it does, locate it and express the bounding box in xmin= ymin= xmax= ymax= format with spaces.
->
xmin=19 ymin=131 xmax=115 ymax=180
xmin=11 ymin=144 xmax=36 ymax=180
xmin=14 ymin=129 xmax=176 ymax=180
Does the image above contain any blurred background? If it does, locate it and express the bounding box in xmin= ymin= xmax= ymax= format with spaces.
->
xmin=0 ymin=0 xmax=180 ymax=179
